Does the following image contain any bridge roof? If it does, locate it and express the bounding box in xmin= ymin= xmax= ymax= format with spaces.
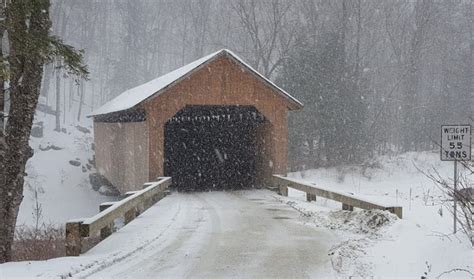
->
xmin=89 ymin=49 xmax=303 ymax=117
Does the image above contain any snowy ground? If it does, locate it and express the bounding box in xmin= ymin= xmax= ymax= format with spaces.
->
xmin=1 ymin=151 xmax=473 ymax=278
xmin=286 ymin=151 xmax=473 ymax=277
xmin=17 ymin=112 xmax=113 ymax=227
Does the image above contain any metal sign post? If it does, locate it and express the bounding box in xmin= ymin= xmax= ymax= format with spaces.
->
xmin=453 ymin=159 xmax=457 ymax=233
xmin=440 ymin=124 xmax=471 ymax=234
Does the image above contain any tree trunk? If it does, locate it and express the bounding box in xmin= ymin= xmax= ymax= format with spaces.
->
xmin=40 ymin=63 xmax=53 ymax=102
xmin=339 ymin=0 xmax=349 ymax=163
xmin=63 ymin=75 xmax=66 ymax=124
xmin=55 ymin=62 xmax=61 ymax=131
xmin=341 ymin=0 xmax=348 ymax=63
xmin=0 ymin=0 xmax=7 ymax=264
xmin=0 ymin=0 xmax=5 ymax=134
xmin=0 ymin=74 xmax=4 ymax=136
xmin=402 ymin=0 xmax=432 ymax=152
xmin=0 ymin=0 xmax=50 ymax=263
xmin=470 ymin=0 xmax=473 ymax=118
xmin=77 ymin=80 xmax=84 ymax=121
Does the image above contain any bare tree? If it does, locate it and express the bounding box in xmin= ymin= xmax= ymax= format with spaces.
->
xmin=417 ymin=162 xmax=473 ymax=246
xmin=401 ymin=0 xmax=434 ymax=151
xmin=232 ymin=0 xmax=300 ymax=78
xmin=54 ymin=61 xmax=61 ymax=131
xmin=188 ymin=0 xmax=212 ymax=59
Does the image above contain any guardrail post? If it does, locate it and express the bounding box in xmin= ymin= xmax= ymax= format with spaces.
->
xmin=306 ymin=193 xmax=316 ymax=202
xmin=66 ymin=221 xmax=83 ymax=256
xmin=279 ymin=183 xmax=288 ymax=196
xmin=342 ymin=203 xmax=354 ymax=211
xmin=141 ymin=184 xmax=153 ymax=210
xmin=99 ymin=203 xmax=114 ymax=240
xmin=144 ymin=197 xmax=153 ymax=211
xmin=386 ymin=207 xmax=403 ymax=219
xmin=157 ymin=193 xmax=162 ymax=203
xmin=124 ymin=207 xmax=137 ymax=225
xmin=100 ymin=224 xmax=112 ymax=240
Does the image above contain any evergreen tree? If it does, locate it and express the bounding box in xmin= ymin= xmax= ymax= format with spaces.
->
xmin=279 ymin=31 xmax=369 ymax=168
xmin=0 ymin=0 xmax=87 ymax=263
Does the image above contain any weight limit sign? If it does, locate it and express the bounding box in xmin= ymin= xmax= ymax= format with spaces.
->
xmin=440 ymin=124 xmax=471 ymax=161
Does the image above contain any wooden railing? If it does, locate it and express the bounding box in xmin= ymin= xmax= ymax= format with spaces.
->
xmin=65 ymin=177 xmax=172 ymax=256
xmin=273 ymin=175 xmax=402 ymax=218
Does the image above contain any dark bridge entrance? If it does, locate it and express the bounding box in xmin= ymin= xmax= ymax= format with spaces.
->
xmin=164 ymin=105 xmax=266 ymax=191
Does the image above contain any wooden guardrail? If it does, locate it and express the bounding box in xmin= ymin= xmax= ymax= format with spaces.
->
xmin=65 ymin=177 xmax=172 ymax=256
xmin=273 ymin=175 xmax=402 ymax=218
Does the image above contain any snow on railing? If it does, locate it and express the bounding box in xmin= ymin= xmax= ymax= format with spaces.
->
xmin=65 ymin=177 xmax=172 ymax=256
xmin=272 ymin=175 xmax=402 ymax=219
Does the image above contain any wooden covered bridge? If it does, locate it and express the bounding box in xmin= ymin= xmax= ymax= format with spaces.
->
xmin=65 ymin=49 xmax=402 ymax=259
xmin=89 ymin=49 xmax=303 ymax=193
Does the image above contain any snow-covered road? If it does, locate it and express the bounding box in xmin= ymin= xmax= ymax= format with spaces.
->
xmin=88 ymin=190 xmax=337 ymax=278
xmin=3 ymin=152 xmax=473 ymax=278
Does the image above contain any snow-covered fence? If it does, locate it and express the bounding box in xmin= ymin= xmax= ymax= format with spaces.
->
xmin=65 ymin=177 xmax=172 ymax=256
xmin=273 ymin=175 xmax=403 ymax=218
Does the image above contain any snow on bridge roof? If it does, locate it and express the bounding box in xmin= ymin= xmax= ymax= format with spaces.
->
xmin=89 ymin=49 xmax=303 ymax=117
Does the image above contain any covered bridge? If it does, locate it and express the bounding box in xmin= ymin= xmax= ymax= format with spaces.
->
xmin=89 ymin=49 xmax=303 ymax=193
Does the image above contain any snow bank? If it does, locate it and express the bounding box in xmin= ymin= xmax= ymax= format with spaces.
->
xmin=287 ymin=151 xmax=473 ymax=278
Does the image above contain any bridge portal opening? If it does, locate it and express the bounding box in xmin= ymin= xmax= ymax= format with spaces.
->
xmin=164 ymin=105 xmax=268 ymax=191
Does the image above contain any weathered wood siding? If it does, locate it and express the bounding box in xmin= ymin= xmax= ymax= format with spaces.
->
xmin=94 ymin=121 xmax=149 ymax=193
xmin=94 ymin=53 xmax=295 ymax=193
xmin=143 ymin=55 xmax=289 ymax=183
